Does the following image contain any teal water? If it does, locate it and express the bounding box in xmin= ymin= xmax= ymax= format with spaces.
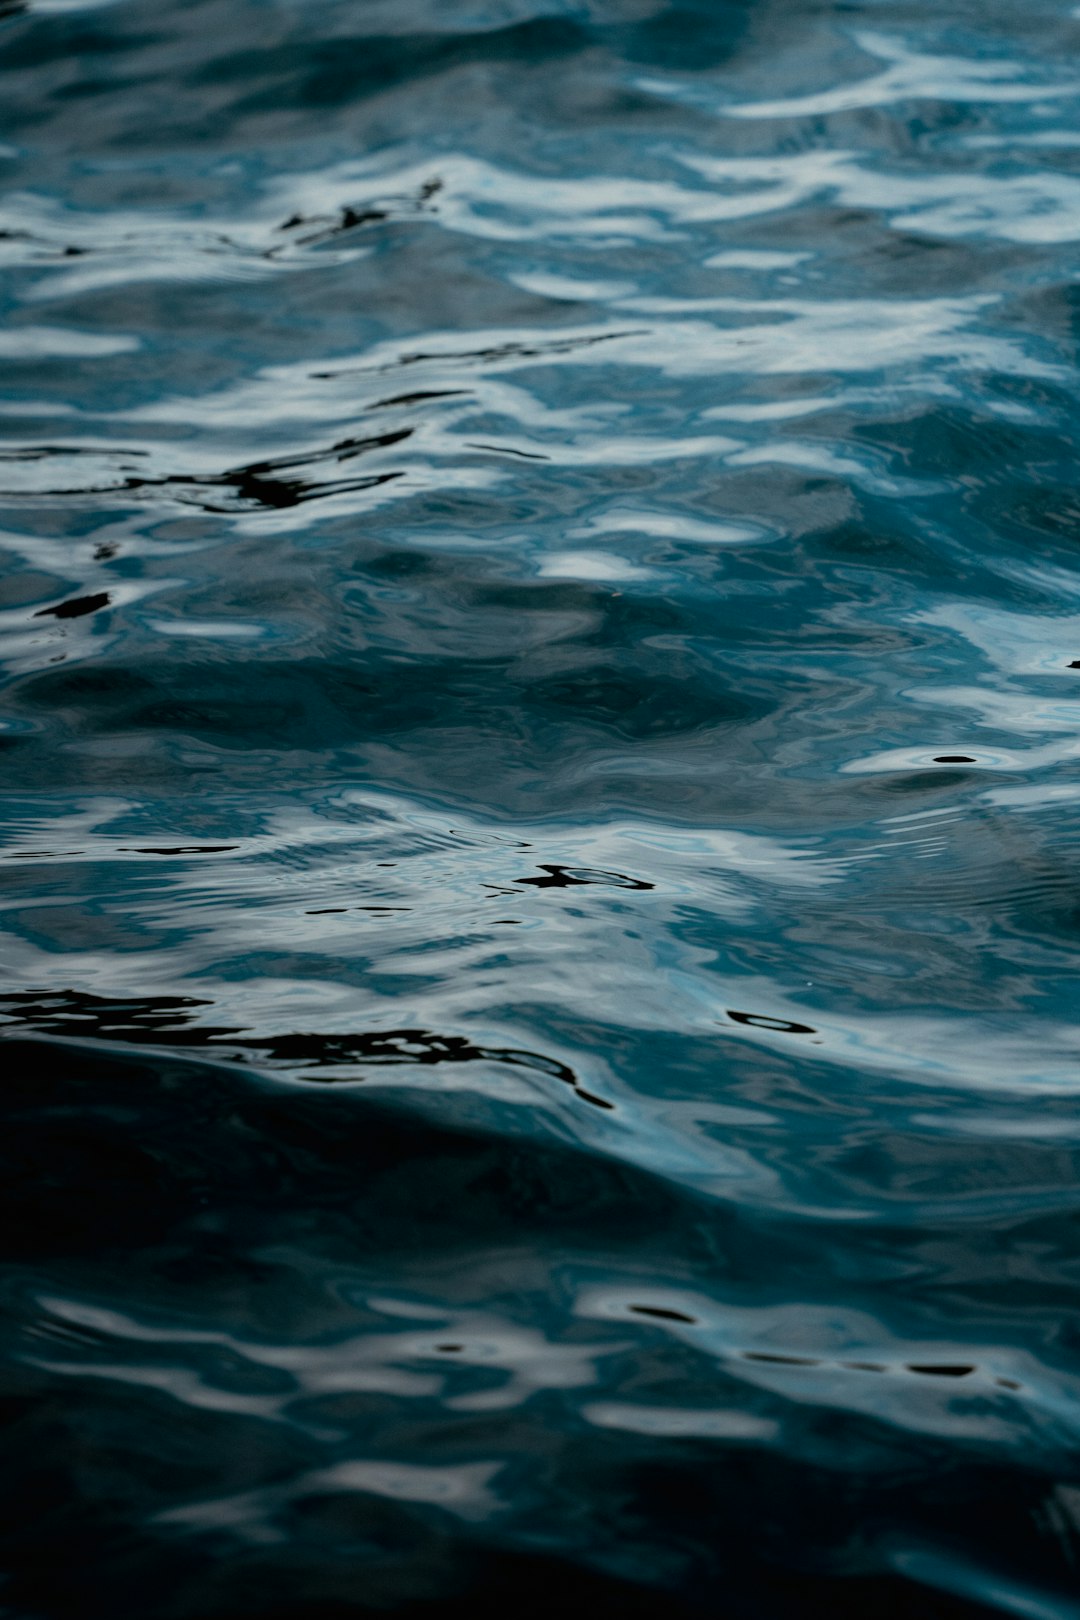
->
xmin=2 ymin=1 xmax=1080 ymax=1615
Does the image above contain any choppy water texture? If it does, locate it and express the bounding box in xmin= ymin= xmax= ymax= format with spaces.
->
xmin=2 ymin=1 xmax=1080 ymax=1615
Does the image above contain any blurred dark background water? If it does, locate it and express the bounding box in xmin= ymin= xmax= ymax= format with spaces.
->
xmin=2 ymin=0 xmax=1080 ymax=1616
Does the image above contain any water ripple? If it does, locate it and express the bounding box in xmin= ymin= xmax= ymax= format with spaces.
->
xmin=3 ymin=0 xmax=1080 ymax=1614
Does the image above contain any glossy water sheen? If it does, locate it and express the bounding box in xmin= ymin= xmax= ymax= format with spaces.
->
xmin=2 ymin=1 xmax=1080 ymax=1615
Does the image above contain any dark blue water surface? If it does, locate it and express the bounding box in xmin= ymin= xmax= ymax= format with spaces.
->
xmin=3 ymin=0 xmax=1080 ymax=1615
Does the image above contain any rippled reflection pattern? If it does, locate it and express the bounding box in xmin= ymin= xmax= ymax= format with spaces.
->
xmin=2 ymin=0 xmax=1080 ymax=1616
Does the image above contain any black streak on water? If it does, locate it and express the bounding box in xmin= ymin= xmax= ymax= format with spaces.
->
xmin=726 ymin=1010 xmax=817 ymax=1035
xmin=629 ymin=1305 xmax=698 ymax=1324
xmin=4 ymin=434 xmax=411 ymax=512
xmin=516 ymin=864 xmax=654 ymax=890
xmin=34 ymin=592 xmax=110 ymax=620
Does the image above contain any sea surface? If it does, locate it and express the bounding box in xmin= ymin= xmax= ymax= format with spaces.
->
xmin=2 ymin=0 xmax=1080 ymax=1615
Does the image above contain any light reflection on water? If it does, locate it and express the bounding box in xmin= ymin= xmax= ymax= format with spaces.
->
xmin=2 ymin=0 xmax=1080 ymax=1614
